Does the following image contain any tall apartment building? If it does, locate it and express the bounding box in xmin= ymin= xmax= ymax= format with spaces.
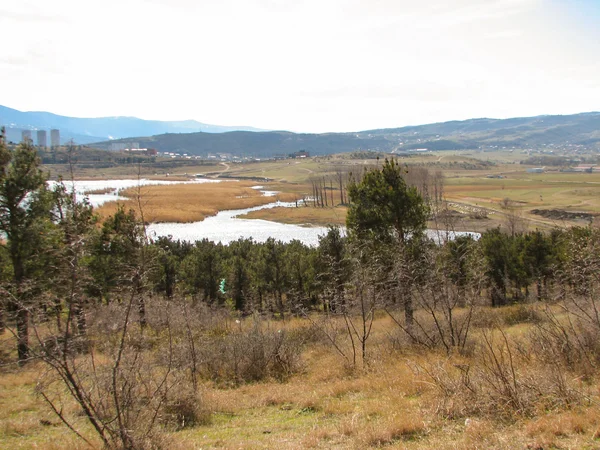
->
xmin=50 ymin=129 xmax=60 ymax=147
xmin=22 ymin=130 xmax=32 ymax=142
xmin=37 ymin=130 xmax=47 ymax=148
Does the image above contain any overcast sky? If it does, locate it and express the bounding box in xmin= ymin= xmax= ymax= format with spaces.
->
xmin=1 ymin=0 xmax=599 ymax=132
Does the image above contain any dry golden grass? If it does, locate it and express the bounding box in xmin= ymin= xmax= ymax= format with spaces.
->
xmin=0 ymin=361 xmax=102 ymax=449
xmin=94 ymin=181 xmax=298 ymax=223
xmin=5 ymin=313 xmax=600 ymax=449
xmin=81 ymin=187 xmax=116 ymax=195
xmin=240 ymin=205 xmax=348 ymax=226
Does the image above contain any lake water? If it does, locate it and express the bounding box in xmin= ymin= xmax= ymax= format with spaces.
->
xmin=147 ymin=205 xmax=479 ymax=246
xmin=49 ymin=178 xmax=222 ymax=207
xmin=55 ymin=178 xmax=479 ymax=246
xmin=147 ymin=201 xmax=334 ymax=246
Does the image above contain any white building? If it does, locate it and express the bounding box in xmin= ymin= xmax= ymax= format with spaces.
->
xmin=37 ymin=130 xmax=47 ymax=148
xmin=50 ymin=129 xmax=60 ymax=147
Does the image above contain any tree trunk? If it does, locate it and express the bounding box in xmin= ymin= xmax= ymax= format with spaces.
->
xmin=74 ymin=299 xmax=87 ymax=336
xmin=16 ymin=307 xmax=29 ymax=364
xmin=277 ymin=290 xmax=285 ymax=320
xmin=404 ymin=292 xmax=414 ymax=330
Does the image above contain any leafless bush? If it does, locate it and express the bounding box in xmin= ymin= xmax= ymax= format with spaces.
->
xmin=305 ymin=255 xmax=379 ymax=371
xmin=529 ymin=227 xmax=600 ymax=378
xmin=389 ymin=308 xmax=477 ymax=356
xmin=413 ymin=328 xmax=586 ymax=421
xmin=470 ymin=304 xmax=545 ymax=330
xmin=33 ymin=294 xmax=204 ymax=449
xmin=161 ymin=386 xmax=210 ymax=430
xmin=197 ymin=315 xmax=305 ymax=384
xmin=386 ymin=237 xmax=484 ymax=355
xmin=530 ymin=303 xmax=600 ymax=379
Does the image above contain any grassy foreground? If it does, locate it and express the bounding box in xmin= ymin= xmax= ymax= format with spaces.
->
xmin=3 ymin=305 xmax=600 ymax=450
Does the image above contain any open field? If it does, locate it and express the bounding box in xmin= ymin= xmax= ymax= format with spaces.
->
xmin=223 ymin=156 xmax=600 ymax=231
xmin=443 ymin=171 xmax=600 ymax=230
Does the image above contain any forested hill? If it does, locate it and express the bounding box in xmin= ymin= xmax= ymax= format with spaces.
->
xmin=90 ymin=112 xmax=600 ymax=157
xmin=360 ymin=112 xmax=600 ymax=150
xmin=91 ymin=130 xmax=394 ymax=157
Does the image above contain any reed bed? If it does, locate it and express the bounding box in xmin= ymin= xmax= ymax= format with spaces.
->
xmin=94 ymin=182 xmax=300 ymax=223
xmin=240 ymin=205 xmax=348 ymax=226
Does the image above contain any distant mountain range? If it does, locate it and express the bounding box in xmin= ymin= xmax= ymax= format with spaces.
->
xmin=2 ymin=104 xmax=599 ymax=158
xmin=90 ymin=112 xmax=600 ymax=158
xmin=0 ymin=104 xmax=266 ymax=145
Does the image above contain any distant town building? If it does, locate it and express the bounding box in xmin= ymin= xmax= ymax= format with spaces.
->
xmin=124 ymin=148 xmax=157 ymax=156
xmin=573 ymin=165 xmax=595 ymax=173
xmin=50 ymin=129 xmax=60 ymax=147
xmin=289 ymin=150 xmax=310 ymax=158
xmin=111 ymin=142 xmax=140 ymax=151
xmin=37 ymin=130 xmax=47 ymax=148
xmin=526 ymin=167 xmax=545 ymax=173
xmin=21 ymin=130 xmax=32 ymax=142
xmin=561 ymin=164 xmax=597 ymax=173
xmin=109 ymin=143 xmax=127 ymax=151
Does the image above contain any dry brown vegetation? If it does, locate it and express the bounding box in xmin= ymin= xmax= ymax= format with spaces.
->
xmin=240 ymin=205 xmax=348 ymax=226
xmin=94 ymin=182 xmax=301 ymax=223
xmin=4 ymin=299 xmax=600 ymax=449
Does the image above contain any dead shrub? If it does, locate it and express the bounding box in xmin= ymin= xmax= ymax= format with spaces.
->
xmin=388 ymin=307 xmax=477 ymax=356
xmin=529 ymin=301 xmax=600 ymax=377
xmin=161 ymin=388 xmax=210 ymax=430
xmin=35 ymin=296 xmax=207 ymax=449
xmin=198 ymin=316 xmax=304 ymax=384
xmin=471 ymin=304 xmax=544 ymax=330
xmin=500 ymin=304 xmax=545 ymax=326
xmin=413 ymin=329 xmax=586 ymax=421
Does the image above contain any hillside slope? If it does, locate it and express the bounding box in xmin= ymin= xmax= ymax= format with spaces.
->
xmin=91 ymin=112 xmax=600 ymax=157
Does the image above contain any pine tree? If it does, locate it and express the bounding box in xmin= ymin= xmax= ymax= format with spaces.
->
xmin=0 ymin=135 xmax=53 ymax=363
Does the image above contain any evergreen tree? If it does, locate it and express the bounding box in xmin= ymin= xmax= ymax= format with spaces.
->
xmin=346 ymin=158 xmax=429 ymax=243
xmin=346 ymin=159 xmax=429 ymax=325
xmin=0 ymin=136 xmax=53 ymax=363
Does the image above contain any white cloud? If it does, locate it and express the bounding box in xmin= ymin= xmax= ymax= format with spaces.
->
xmin=0 ymin=0 xmax=598 ymax=132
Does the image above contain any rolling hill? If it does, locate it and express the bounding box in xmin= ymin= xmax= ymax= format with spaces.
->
xmin=0 ymin=104 xmax=265 ymax=145
xmin=90 ymin=112 xmax=600 ymax=158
